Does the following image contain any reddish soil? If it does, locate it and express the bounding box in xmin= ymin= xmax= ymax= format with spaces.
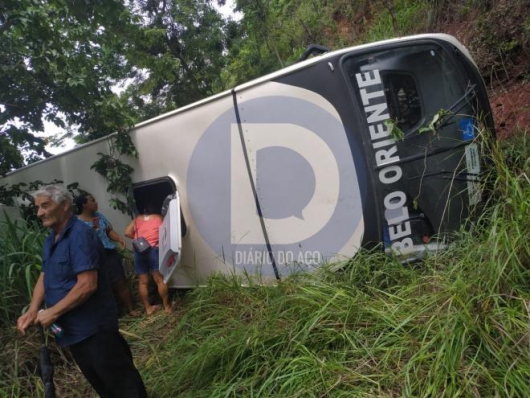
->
xmin=439 ymin=0 xmax=530 ymax=140
xmin=489 ymin=80 xmax=530 ymax=139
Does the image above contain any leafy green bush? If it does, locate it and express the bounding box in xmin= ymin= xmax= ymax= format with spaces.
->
xmin=0 ymin=216 xmax=46 ymax=397
xmin=0 ymin=216 xmax=44 ymax=327
xmin=367 ymin=0 xmax=431 ymax=42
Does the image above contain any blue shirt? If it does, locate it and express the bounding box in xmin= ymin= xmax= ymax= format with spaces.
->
xmin=42 ymin=216 xmax=118 ymax=346
xmin=78 ymin=211 xmax=116 ymax=250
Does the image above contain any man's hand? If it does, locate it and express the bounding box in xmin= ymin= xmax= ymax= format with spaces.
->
xmin=17 ymin=310 xmax=38 ymax=335
xmin=36 ymin=308 xmax=59 ymax=328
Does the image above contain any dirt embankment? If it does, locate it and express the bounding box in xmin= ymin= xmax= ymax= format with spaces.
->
xmin=438 ymin=0 xmax=530 ymax=139
xmin=489 ymin=80 xmax=530 ymax=139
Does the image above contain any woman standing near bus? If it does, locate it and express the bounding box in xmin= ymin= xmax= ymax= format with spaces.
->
xmin=125 ymin=203 xmax=171 ymax=315
xmin=75 ymin=193 xmax=137 ymax=316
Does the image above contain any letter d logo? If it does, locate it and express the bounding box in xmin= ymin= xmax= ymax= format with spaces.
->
xmin=188 ymin=83 xmax=365 ymax=275
xmin=231 ymin=123 xmax=340 ymax=245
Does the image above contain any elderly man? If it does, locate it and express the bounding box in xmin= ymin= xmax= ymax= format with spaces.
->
xmin=17 ymin=185 xmax=147 ymax=397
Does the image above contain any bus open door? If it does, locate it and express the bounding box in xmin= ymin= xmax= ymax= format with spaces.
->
xmin=159 ymin=192 xmax=182 ymax=283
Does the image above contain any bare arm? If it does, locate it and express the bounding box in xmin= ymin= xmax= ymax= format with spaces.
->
xmin=107 ymin=228 xmax=126 ymax=249
xmin=37 ymin=270 xmax=97 ymax=328
xmin=124 ymin=219 xmax=135 ymax=239
xmin=17 ymin=272 xmax=45 ymax=335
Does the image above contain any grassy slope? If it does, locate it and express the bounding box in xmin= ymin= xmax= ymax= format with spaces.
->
xmin=124 ymin=135 xmax=530 ymax=398
xmin=1 ymin=134 xmax=528 ymax=397
xmin=2 ymin=1 xmax=530 ymax=397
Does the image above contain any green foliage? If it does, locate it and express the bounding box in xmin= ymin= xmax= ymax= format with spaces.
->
xmin=367 ymin=0 xmax=430 ymax=42
xmin=499 ymin=131 xmax=530 ymax=173
xmin=435 ymin=0 xmax=530 ymax=81
xmin=0 ymin=216 xmax=45 ymax=327
xmin=90 ymin=133 xmax=137 ymax=214
xmin=0 ymin=0 xmax=139 ymax=174
xmin=227 ymin=0 xmax=341 ymax=84
xmin=123 ymin=0 xmax=233 ymax=121
xmin=418 ymin=109 xmax=454 ymax=134
xmin=2 ymin=1 xmax=530 ymax=396
xmin=385 ymin=119 xmax=405 ymax=141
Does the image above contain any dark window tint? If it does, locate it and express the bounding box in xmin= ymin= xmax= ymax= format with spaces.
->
xmin=342 ymin=43 xmax=469 ymax=135
xmin=383 ymin=73 xmax=421 ymax=130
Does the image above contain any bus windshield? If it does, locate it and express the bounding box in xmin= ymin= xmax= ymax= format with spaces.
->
xmin=342 ymin=41 xmax=489 ymax=256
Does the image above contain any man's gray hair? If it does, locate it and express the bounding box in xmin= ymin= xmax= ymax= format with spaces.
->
xmin=32 ymin=185 xmax=73 ymax=205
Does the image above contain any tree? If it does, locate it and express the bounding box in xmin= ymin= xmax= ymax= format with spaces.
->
xmin=121 ymin=0 xmax=235 ymax=122
xmin=1 ymin=0 xmax=238 ymax=212
xmin=0 ymin=0 xmax=139 ymax=175
xmin=227 ymin=0 xmax=344 ymax=85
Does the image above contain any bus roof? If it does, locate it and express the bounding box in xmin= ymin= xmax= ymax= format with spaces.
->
xmin=5 ymin=34 xmax=469 ymax=177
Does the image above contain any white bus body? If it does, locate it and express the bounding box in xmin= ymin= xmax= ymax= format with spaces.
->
xmin=0 ymin=34 xmax=494 ymax=287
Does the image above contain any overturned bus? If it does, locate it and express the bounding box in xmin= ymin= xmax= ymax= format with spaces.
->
xmin=0 ymin=34 xmax=495 ymax=287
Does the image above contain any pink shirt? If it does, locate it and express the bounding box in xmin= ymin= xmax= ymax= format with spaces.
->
xmin=134 ymin=216 xmax=163 ymax=247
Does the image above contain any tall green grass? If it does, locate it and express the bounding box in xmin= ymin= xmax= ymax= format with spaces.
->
xmin=366 ymin=0 xmax=431 ymax=42
xmin=1 ymin=133 xmax=528 ymax=397
xmin=0 ymin=216 xmax=44 ymax=326
xmin=133 ymin=132 xmax=529 ymax=397
xmin=0 ymin=217 xmax=46 ymax=397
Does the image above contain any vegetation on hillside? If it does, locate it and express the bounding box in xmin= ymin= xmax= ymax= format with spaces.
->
xmin=2 ymin=0 xmax=529 ymax=174
xmin=1 ymin=132 xmax=529 ymax=397
xmin=1 ymin=0 xmax=529 ymax=397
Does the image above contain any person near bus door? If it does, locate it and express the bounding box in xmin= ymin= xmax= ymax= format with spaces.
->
xmin=16 ymin=185 xmax=147 ymax=397
xmin=125 ymin=203 xmax=172 ymax=315
xmin=75 ymin=193 xmax=137 ymax=316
